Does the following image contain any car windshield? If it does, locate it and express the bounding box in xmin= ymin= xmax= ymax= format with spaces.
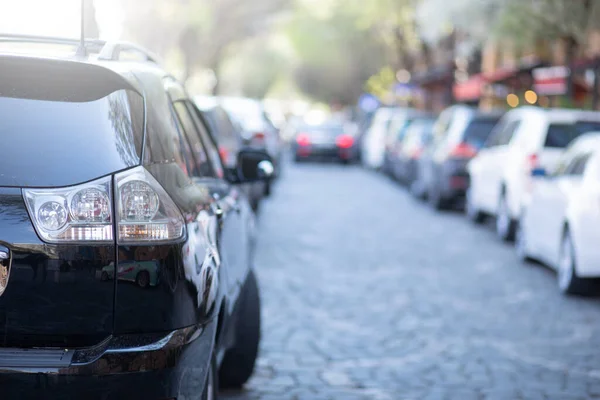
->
xmin=300 ymin=124 xmax=345 ymax=137
xmin=463 ymin=117 xmax=501 ymax=149
xmin=404 ymin=119 xmax=435 ymax=146
xmin=545 ymin=121 xmax=600 ymax=148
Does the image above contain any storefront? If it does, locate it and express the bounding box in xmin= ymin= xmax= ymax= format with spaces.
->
xmin=411 ymin=64 xmax=454 ymax=112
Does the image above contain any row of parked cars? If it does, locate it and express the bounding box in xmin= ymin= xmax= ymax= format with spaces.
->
xmin=362 ymin=104 xmax=600 ymax=296
xmin=0 ymin=36 xmax=283 ymax=400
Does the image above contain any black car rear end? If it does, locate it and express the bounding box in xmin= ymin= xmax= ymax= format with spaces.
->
xmin=0 ymin=55 xmax=217 ymax=400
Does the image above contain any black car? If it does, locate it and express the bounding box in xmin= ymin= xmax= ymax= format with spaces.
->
xmin=387 ymin=115 xmax=436 ymax=184
xmin=0 ymin=39 xmax=271 ymax=400
xmin=194 ymin=96 xmax=266 ymax=211
xmin=415 ymin=105 xmax=503 ymax=209
xmin=292 ymin=122 xmax=358 ymax=163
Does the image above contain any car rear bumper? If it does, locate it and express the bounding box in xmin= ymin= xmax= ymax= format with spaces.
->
xmin=440 ymin=161 xmax=470 ymax=200
xmin=0 ymin=321 xmax=215 ymax=400
xmin=294 ymin=145 xmax=356 ymax=161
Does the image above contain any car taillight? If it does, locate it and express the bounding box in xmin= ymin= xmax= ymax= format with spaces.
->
xmin=449 ymin=142 xmax=477 ymax=159
xmin=24 ymin=176 xmax=113 ymax=243
xmin=253 ymin=132 xmax=266 ymax=140
xmin=23 ymin=168 xmax=185 ymax=244
xmin=296 ymin=133 xmax=311 ymax=146
xmin=219 ymin=146 xmax=229 ymax=163
xmin=527 ymin=153 xmax=539 ymax=170
xmin=336 ymin=134 xmax=354 ymax=149
xmin=409 ymin=147 xmax=423 ymax=160
xmin=114 ymin=167 xmax=185 ymax=243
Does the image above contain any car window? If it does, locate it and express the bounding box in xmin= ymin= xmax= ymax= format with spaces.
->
xmin=487 ymin=120 xmax=519 ymax=147
xmin=186 ymin=101 xmax=225 ymax=179
xmin=173 ymin=102 xmax=214 ymax=178
xmin=462 ymin=118 xmax=500 ymax=150
xmin=570 ymin=154 xmax=591 ymax=176
xmin=545 ymin=122 xmax=600 ymax=148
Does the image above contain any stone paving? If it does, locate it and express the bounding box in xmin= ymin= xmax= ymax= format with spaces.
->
xmin=223 ymin=162 xmax=600 ymax=400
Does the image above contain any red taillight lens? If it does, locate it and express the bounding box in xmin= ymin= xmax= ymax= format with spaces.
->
xmin=218 ymin=146 xmax=229 ymax=162
xmin=449 ymin=142 xmax=477 ymax=159
xmin=409 ymin=147 xmax=423 ymax=160
xmin=527 ymin=153 xmax=539 ymax=170
xmin=296 ymin=133 xmax=311 ymax=146
xmin=336 ymin=134 xmax=354 ymax=149
xmin=253 ymin=132 xmax=266 ymax=140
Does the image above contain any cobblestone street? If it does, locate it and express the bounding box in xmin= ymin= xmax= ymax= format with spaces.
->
xmin=223 ymin=162 xmax=600 ymax=400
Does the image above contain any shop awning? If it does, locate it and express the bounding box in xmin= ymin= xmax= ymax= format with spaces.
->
xmin=453 ymin=74 xmax=485 ymax=102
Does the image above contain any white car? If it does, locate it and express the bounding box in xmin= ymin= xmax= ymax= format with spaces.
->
xmin=466 ymin=107 xmax=600 ymax=240
xmin=516 ymin=134 xmax=600 ymax=294
xmin=361 ymin=107 xmax=400 ymax=169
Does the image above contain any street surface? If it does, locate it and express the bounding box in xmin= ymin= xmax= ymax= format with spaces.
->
xmin=223 ymin=161 xmax=600 ymax=400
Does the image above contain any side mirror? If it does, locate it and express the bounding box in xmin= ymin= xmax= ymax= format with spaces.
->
xmin=531 ymin=167 xmax=547 ymax=177
xmin=232 ymin=148 xmax=274 ymax=183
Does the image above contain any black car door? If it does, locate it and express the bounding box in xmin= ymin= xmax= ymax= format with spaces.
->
xmin=173 ymin=99 xmax=250 ymax=306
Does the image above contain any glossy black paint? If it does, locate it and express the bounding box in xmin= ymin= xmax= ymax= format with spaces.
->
xmin=0 ymin=188 xmax=115 ymax=348
xmin=1 ymin=322 xmax=215 ymax=400
xmin=0 ymin=55 xmax=257 ymax=399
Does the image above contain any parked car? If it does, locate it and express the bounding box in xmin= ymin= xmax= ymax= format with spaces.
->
xmin=292 ymin=121 xmax=358 ymax=163
xmin=415 ymin=106 xmax=503 ymax=209
xmin=219 ymin=96 xmax=283 ymax=194
xmin=516 ymin=134 xmax=600 ymax=295
xmin=466 ymin=107 xmax=600 ymax=241
xmin=361 ymin=107 xmax=401 ymax=169
xmin=0 ymin=38 xmax=272 ymax=400
xmin=194 ymin=96 xmax=265 ymax=210
xmin=387 ymin=115 xmax=436 ymax=185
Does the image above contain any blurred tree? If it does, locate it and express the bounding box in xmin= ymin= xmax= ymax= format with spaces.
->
xmin=121 ymin=0 xmax=291 ymax=93
xmin=283 ymin=1 xmax=389 ymax=104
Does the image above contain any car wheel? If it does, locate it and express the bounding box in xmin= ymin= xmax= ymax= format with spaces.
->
xmin=465 ymin=188 xmax=485 ymax=224
xmin=515 ymin=213 xmax=533 ymax=263
xmin=202 ymin=353 xmax=218 ymax=400
xmin=558 ymin=230 xmax=589 ymax=295
xmin=219 ymin=269 xmax=261 ymax=388
xmin=101 ymin=271 xmax=109 ymax=281
xmin=496 ymin=193 xmax=516 ymax=241
xmin=136 ymin=270 xmax=150 ymax=288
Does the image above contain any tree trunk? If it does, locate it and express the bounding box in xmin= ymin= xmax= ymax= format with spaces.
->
xmin=565 ymin=37 xmax=578 ymax=103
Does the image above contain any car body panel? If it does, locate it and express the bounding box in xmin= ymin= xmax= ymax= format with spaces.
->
xmin=468 ymin=107 xmax=600 ymax=219
xmin=0 ymin=52 xmax=257 ymax=398
xmin=523 ymin=135 xmax=600 ymax=278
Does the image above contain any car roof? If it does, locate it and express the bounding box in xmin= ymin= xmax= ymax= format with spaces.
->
xmin=504 ymin=106 xmax=600 ymax=123
xmin=0 ymin=38 xmax=172 ymax=100
xmin=569 ymin=132 xmax=600 ymax=152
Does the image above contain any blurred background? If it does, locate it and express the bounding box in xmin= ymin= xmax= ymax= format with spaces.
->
xmin=5 ymin=0 xmax=600 ymax=119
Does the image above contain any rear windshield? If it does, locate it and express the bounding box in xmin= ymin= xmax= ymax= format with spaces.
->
xmin=302 ymin=124 xmax=345 ymax=136
xmin=545 ymin=121 xmax=600 ymax=148
xmin=463 ymin=118 xmax=500 ymax=149
xmin=0 ymin=89 xmax=143 ymax=187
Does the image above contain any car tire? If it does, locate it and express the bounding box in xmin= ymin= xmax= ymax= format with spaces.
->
xmin=219 ymin=269 xmax=261 ymax=389
xmin=202 ymin=352 xmax=218 ymax=400
xmin=136 ymin=270 xmax=150 ymax=288
xmin=558 ymin=230 xmax=590 ymax=296
xmin=496 ymin=193 xmax=516 ymax=242
xmin=101 ymin=271 xmax=109 ymax=281
xmin=515 ymin=213 xmax=533 ymax=263
xmin=465 ymin=188 xmax=486 ymax=224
